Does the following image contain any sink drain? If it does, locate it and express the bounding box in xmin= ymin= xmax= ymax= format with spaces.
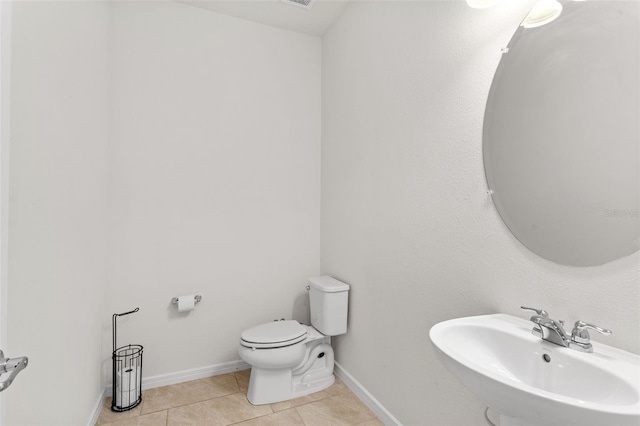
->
xmin=542 ymin=354 xmax=551 ymax=363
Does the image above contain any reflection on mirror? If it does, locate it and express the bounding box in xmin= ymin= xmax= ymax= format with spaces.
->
xmin=521 ymin=0 xmax=563 ymax=28
xmin=466 ymin=0 xmax=500 ymax=9
xmin=483 ymin=1 xmax=639 ymax=267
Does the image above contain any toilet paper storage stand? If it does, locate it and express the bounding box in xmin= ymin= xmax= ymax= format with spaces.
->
xmin=111 ymin=307 xmax=143 ymax=412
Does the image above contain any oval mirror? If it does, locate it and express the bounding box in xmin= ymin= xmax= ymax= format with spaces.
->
xmin=483 ymin=1 xmax=639 ymax=267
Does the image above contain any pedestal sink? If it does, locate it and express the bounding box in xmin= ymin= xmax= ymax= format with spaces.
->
xmin=429 ymin=314 xmax=640 ymax=426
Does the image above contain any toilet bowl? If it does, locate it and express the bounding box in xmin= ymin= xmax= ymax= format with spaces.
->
xmin=239 ymin=321 xmax=335 ymax=405
xmin=238 ymin=276 xmax=349 ymax=405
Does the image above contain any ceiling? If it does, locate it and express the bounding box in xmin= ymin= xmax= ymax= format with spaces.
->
xmin=177 ymin=0 xmax=351 ymax=36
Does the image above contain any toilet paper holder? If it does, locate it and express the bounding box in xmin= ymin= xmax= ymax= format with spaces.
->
xmin=171 ymin=295 xmax=202 ymax=305
xmin=112 ymin=308 xmax=142 ymax=412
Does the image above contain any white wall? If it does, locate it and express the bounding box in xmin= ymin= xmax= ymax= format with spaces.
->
xmin=321 ymin=2 xmax=640 ymax=425
xmin=3 ymin=1 xmax=320 ymax=420
xmin=106 ymin=1 xmax=321 ymax=379
xmin=6 ymin=1 xmax=110 ymax=424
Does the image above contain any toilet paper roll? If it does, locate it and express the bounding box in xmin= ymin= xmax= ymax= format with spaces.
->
xmin=178 ymin=295 xmax=196 ymax=312
xmin=115 ymin=366 xmax=140 ymax=408
xmin=115 ymin=388 xmax=138 ymax=407
xmin=117 ymin=366 xmax=141 ymax=392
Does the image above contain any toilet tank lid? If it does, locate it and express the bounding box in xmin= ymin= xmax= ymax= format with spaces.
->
xmin=308 ymin=276 xmax=350 ymax=293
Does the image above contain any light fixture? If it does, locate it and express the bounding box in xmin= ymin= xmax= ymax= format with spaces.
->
xmin=521 ymin=0 xmax=563 ymax=28
xmin=465 ymin=0 xmax=500 ymax=9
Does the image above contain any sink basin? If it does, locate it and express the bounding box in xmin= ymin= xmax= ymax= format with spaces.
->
xmin=429 ymin=314 xmax=640 ymax=426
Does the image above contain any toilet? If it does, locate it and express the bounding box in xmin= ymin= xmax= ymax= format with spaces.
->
xmin=238 ymin=276 xmax=349 ymax=405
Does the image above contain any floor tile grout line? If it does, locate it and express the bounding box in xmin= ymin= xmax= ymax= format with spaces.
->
xmin=233 ymin=371 xmax=242 ymax=391
xmin=140 ymin=387 xmax=242 ymax=416
xmin=224 ymin=406 xmax=276 ymax=426
xmin=147 ymin=392 xmax=241 ymax=415
xmin=271 ymin=395 xmax=336 ymax=414
xmin=295 ymin=406 xmax=306 ymax=426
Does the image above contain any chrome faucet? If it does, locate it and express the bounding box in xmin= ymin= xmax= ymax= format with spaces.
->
xmin=520 ymin=306 xmax=612 ymax=353
xmin=521 ymin=306 xmax=570 ymax=347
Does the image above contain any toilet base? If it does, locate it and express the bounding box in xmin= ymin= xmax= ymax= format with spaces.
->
xmin=246 ymin=343 xmax=335 ymax=405
xmin=246 ymin=369 xmax=335 ymax=405
xmin=292 ymin=373 xmax=335 ymax=399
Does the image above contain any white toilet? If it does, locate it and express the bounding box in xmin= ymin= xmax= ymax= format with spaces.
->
xmin=238 ymin=276 xmax=349 ymax=405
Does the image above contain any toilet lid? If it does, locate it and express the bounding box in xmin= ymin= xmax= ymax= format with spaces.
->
xmin=241 ymin=320 xmax=307 ymax=348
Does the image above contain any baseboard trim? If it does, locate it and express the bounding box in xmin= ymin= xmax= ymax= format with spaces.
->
xmin=87 ymin=388 xmax=107 ymax=426
xmin=139 ymin=359 xmax=251 ymax=391
xmin=93 ymin=360 xmax=251 ymax=425
xmin=334 ymin=361 xmax=402 ymax=426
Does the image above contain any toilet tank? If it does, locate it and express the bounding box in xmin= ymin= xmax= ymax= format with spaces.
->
xmin=308 ymin=276 xmax=349 ymax=336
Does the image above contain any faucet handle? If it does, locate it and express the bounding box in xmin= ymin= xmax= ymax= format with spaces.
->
xmin=571 ymin=321 xmax=612 ymax=342
xmin=569 ymin=321 xmax=612 ymax=352
xmin=520 ymin=306 xmax=549 ymax=318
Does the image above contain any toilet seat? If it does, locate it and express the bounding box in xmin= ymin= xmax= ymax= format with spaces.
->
xmin=240 ymin=320 xmax=307 ymax=349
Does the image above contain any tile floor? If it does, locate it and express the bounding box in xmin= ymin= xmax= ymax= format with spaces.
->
xmin=95 ymin=369 xmax=384 ymax=426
